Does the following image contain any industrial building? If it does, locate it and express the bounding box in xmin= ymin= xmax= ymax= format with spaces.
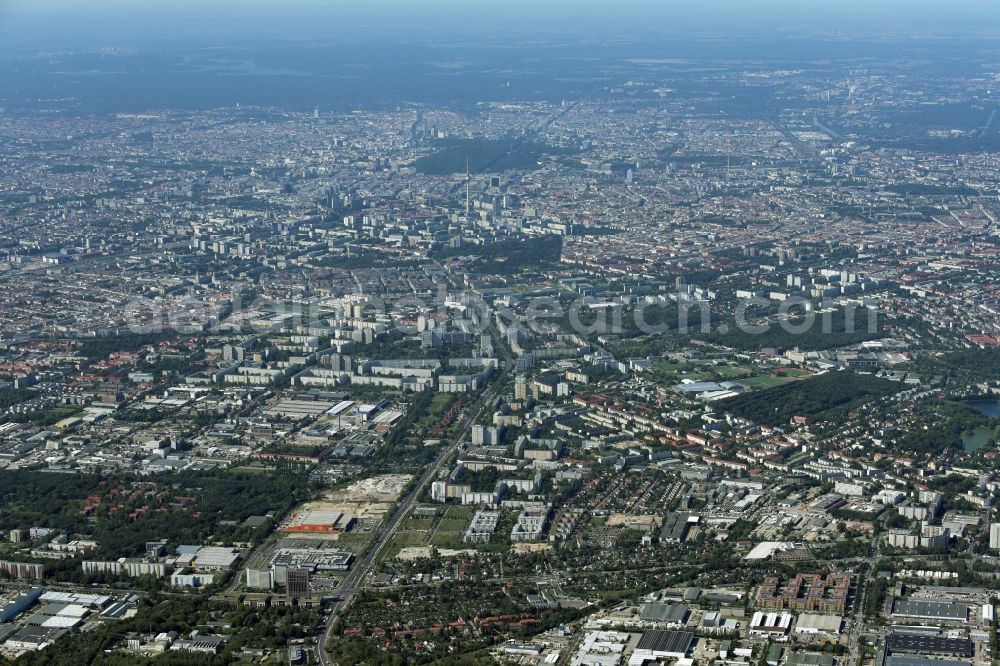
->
xmin=891 ymin=599 xmax=969 ymax=624
xmin=886 ymin=634 xmax=974 ymax=658
xmin=283 ymin=509 xmax=355 ymax=534
xmin=632 ymin=630 xmax=695 ymax=661
xmin=794 ymin=613 xmax=843 ymax=635
xmin=886 ymin=658 xmax=970 ymax=666
xmin=270 ymin=548 xmax=353 ymax=572
xmin=0 ymin=587 xmax=44 ymax=623
xmin=261 ymin=399 xmax=338 ymax=419
xmin=570 ymin=630 xmax=630 ymax=666
xmin=659 ymin=512 xmax=696 ymax=543
xmin=638 ymin=603 xmax=690 ymax=626
xmin=24 ymin=602 xmax=90 ymax=629
xmin=191 ymin=546 xmax=240 ymax=571
xmin=749 ymin=611 xmax=793 ymax=640
xmin=785 ymin=654 xmax=834 ymax=666
xmin=5 ymin=625 xmax=65 ymax=651
xmin=245 ymin=568 xmax=273 ymax=590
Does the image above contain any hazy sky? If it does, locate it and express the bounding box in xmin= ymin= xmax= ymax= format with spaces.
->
xmin=3 ymin=0 xmax=1000 ymax=47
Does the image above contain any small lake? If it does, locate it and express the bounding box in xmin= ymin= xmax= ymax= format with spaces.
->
xmin=962 ymin=427 xmax=993 ymax=452
xmin=967 ymin=399 xmax=1000 ymax=418
xmin=962 ymin=400 xmax=999 ymax=451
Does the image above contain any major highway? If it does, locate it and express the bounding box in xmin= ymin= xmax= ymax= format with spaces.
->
xmin=316 ymin=360 xmax=511 ymax=665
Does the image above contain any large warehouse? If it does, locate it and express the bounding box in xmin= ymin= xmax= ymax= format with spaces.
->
xmin=750 ymin=611 xmax=793 ymax=640
xmin=639 ymin=603 xmax=690 ymax=626
xmin=283 ymin=509 xmax=355 ymax=534
xmin=632 ymin=630 xmax=695 ymax=661
xmin=886 ymin=658 xmax=970 ymax=666
xmin=891 ymin=599 xmax=970 ymax=624
xmin=887 ymin=634 xmax=974 ymax=658
xmin=794 ymin=613 xmax=843 ymax=635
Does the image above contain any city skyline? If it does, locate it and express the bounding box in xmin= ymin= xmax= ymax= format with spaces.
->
xmin=0 ymin=2 xmax=997 ymax=665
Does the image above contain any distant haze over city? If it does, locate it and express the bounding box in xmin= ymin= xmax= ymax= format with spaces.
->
xmin=0 ymin=1 xmax=998 ymax=665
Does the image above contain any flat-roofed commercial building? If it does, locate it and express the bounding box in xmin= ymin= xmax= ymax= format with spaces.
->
xmin=632 ymin=630 xmax=695 ymax=660
xmin=886 ymin=657 xmax=970 ymax=666
xmin=192 ymin=546 xmax=240 ymax=571
xmin=887 ymin=634 xmax=973 ymax=658
xmin=283 ymin=509 xmax=355 ymax=534
xmin=891 ymin=599 xmax=969 ymax=624
xmin=270 ymin=548 xmax=353 ymax=572
xmin=794 ymin=613 xmax=843 ymax=635
xmin=750 ymin=612 xmax=793 ymax=640
xmin=639 ymin=603 xmax=690 ymax=626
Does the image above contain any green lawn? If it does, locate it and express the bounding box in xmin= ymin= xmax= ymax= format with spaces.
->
xmin=383 ymin=531 xmax=431 ymax=559
xmin=336 ymin=532 xmax=373 ymax=545
xmin=714 ymin=365 xmax=754 ymax=379
xmin=740 ymin=375 xmax=788 ymax=389
xmin=650 ymin=360 xmax=710 ymax=385
xmin=437 ymin=518 xmax=469 ymax=532
xmin=403 ymin=517 xmax=436 ymax=531
xmin=444 ymin=505 xmax=476 ymax=519
xmin=429 ymin=531 xmax=465 ymax=547
xmin=417 ymin=394 xmax=455 ymax=429
xmin=392 ymin=532 xmax=427 ymax=547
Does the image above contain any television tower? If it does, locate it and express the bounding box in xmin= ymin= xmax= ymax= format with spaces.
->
xmin=465 ymin=156 xmax=471 ymax=216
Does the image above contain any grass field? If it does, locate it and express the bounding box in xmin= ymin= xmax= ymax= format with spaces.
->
xmin=444 ymin=505 xmax=476 ymax=519
xmin=336 ymin=532 xmax=373 ymax=545
xmin=650 ymin=360 xmax=707 ymax=385
xmin=739 ymin=375 xmax=788 ymax=389
xmin=228 ymin=466 xmax=272 ymax=474
xmin=653 ymin=358 xmax=808 ymax=392
xmin=713 ymin=365 xmax=754 ymax=379
xmin=416 ymin=393 xmax=456 ymax=430
xmin=430 ymin=531 xmax=465 ymax=547
xmin=392 ymin=532 xmax=427 ymax=547
xmin=383 ymin=531 xmax=430 ymax=559
xmin=402 ymin=517 xmax=436 ymax=531
xmin=436 ymin=518 xmax=468 ymax=532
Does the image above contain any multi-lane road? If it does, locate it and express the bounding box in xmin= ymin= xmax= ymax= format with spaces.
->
xmin=316 ymin=267 xmax=512 ymax=664
xmin=846 ymin=516 xmax=883 ymax=666
xmin=316 ymin=361 xmax=510 ymax=665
